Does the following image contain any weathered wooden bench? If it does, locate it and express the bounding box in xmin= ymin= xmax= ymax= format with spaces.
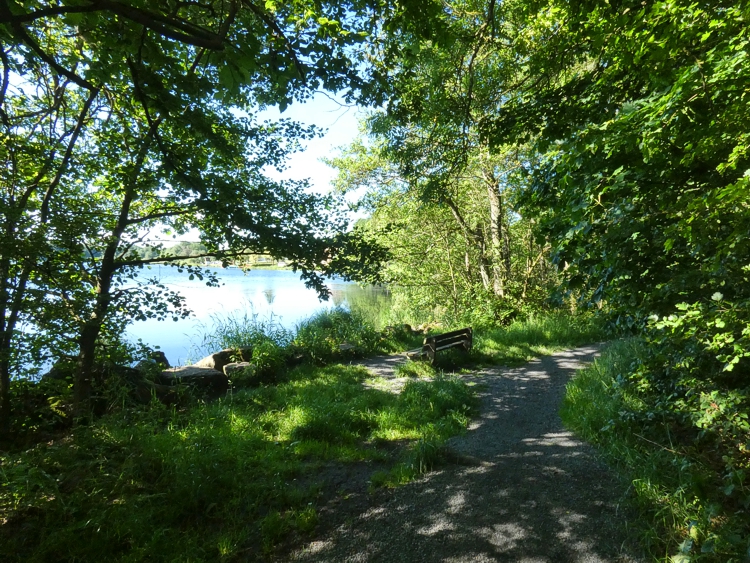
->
xmin=407 ymin=327 xmax=473 ymax=364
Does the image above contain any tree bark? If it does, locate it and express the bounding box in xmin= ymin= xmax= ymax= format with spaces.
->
xmin=484 ymin=167 xmax=508 ymax=298
xmin=443 ymin=194 xmax=492 ymax=291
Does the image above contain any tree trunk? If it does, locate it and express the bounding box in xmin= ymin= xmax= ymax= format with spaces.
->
xmin=0 ymin=247 xmax=31 ymax=436
xmin=73 ymin=122 xmax=150 ymax=418
xmin=443 ymin=195 xmax=492 ymax=291
xmin=476 ymin=236 xmax=492 ymax=291
xmin=485 ymin=171 xmax=507 ymax=298
xmin=0 ymin=251 xmax=11 ymax=436
xmin=74 ymin=181 xmax=136 ymax=419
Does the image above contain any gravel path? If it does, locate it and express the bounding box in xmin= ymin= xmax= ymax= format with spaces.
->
xmin=285 ymin=346 xmax=642 ymax=563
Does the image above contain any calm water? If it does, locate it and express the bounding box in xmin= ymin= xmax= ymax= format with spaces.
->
xmin=125 ymin=266 xmax=388 ymax=365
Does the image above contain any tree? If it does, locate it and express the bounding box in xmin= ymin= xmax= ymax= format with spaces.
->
xmin=510 ymin=1 xmax=750 ymax=318
xmin=328 ymin=132 xmax=555 ymax=326
xmin=368 ymin=0 xmax=750 ymax=334
xmin=327 ymin=0 xmax=561 ymax=324
xmin=0 ymin=0 xmax=438 ymax=428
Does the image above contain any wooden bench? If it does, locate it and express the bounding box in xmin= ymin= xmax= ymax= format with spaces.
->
xmin=407 ymin=327 xmax=473 ymax=364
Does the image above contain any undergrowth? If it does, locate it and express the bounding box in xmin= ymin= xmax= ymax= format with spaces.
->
xmin=561 ymin=339 xmax=750 ymax=562
xmin=0 ymin=309 xmax=595 ymax=561
xmin=0 ymin=364 xmax=477 ymax=562
xmin=192 ymin=307 xmax=422 ymax=375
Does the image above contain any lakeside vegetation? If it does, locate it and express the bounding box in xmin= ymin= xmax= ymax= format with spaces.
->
xmin=562 ymin=341 xmax=750 ymax=562
xmin=133 ymin=243 xmax=293 ymax=269
xmin=0 ymin=310 xmax=598 ymax=562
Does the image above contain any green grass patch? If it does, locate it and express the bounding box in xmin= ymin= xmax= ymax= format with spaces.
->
xmin=0 ymin=364 xmax=477 ymax=562
xmin=561 ymin=340 xmax=750 ymax=562
xmin=191 ymin=308 xmax=423 ymax=380
xmin=468 ymin=312 xmax=602 ymax=366
xmin=394 ymin=359 xmax=438 ymax=378
xmin=370 ymin=376 xmax=478 ymax=487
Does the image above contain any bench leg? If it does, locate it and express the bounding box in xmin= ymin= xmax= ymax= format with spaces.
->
xmin=424 ymin=343 xmax=436 ymax=365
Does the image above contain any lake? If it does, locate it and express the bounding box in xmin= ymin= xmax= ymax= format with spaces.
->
xmin=125 ymin=266 xmax=390 ymax=365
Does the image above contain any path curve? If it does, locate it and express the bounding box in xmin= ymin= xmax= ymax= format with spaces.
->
xmin=287 ymin=346 xmax=642 ymax=563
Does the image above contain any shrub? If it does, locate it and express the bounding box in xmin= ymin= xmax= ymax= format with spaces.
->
xmin=562 ymin=338 xmax=750 ymax=562
xmin=292 ymin=308 xmax=381 ymax=364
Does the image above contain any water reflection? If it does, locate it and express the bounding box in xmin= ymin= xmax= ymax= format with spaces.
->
xmin=262 ymin=288 xmax=275 ymax=305
xmin=125 ymin=266 xmax=390 ymax=365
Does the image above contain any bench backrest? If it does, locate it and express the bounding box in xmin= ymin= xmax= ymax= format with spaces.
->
xmin=423 ymin=328 xmax=473 ymax=360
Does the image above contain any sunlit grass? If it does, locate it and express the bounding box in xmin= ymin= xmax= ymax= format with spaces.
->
xmin=394 ymin=359 xmax=438 ymax=378
xmin=470 ymin=313 xmax=602 ymax=366
xmin=0 ymin=364 xmax=477 ymax=562
xmin=1 ymin=310 xmax=597 ymax=561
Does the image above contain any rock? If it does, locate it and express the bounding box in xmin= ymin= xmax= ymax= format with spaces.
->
xmin=159 ymin=366 xmax=229 ymax=393
xmin=223 ymin=362 xmax=262 ymax=386
xmin=148 ymin=350 xmax=170 ymax=368
xmin=193 ymin=347 xmax=252 ymax=372
xmin=132 ymin=380 xmax=181 ymax=406
xmin=223 ymin=362 xmax=255 ymax=377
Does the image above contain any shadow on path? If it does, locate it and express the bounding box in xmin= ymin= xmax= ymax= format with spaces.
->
xmin=287 ymin=346 xmax=641 ymax=563
xmin=353 ymin=354 xmax=409 ymax=378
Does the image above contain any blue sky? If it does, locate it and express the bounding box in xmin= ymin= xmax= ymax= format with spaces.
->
xmin=155 ymin=92 xmax=364 ymax=245
xmin=259 ymin=92 xmax=363 ymax=192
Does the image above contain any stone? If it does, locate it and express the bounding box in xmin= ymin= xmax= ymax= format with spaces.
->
xmin=132 ymin=381 xmax=181 ymax=406
xmin=223 ymin=362 xmax=255 ymax=377
xmin=223 ymin=362 xmax=263 ymax=386
xmin=159 ymin=365 xmax=228 ymax=393
xmin=193 ymin=347 xmax=252 ymax=372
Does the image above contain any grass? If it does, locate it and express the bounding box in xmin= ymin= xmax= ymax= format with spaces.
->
xmin=454 ymin=312 xmax=603 ymax=368
xmin=561 ymin=339 xmax=750 ymax=562
xmin=394 ymin=359 xmax=438 ymax=379
xmin=0 ymin=309 xmax=598 ymax=562
xmin=191 ymin=307 xmax=422 ymax=376
xmin=0 ymin=364 xmax=478 ymax=562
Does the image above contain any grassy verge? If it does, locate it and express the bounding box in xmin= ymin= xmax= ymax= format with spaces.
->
xmin=443 ymin=312 xmax=603 ymax=370
xmin=0 ymin=363 xmax=477 ymax=562
xmin=191 ymin=307 xmax=423 ymax=371
xmin=561 ymin=340 xmax=750 ymax=562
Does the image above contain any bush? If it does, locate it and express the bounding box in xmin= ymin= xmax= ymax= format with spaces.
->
xmin=0 ymin=364 xmax=478 ymax=561
xmin=5 ymin=378 xmax=73 ymax=446
xmin=292 ymin=308 xmax=381 ymax=364
xmin=250 ymin=339 xmax=287 ymax=381
xmin=562 ymin=338 xmax=750 ymax=562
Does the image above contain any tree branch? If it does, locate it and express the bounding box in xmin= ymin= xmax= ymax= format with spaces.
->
xmin=0 ymin=2 xmax=96 ymax=91
xmin=40 ymin=86 xmax=101 ymax=222
xmin=0 ymin=4 xmax=95 ymax=24
xmin=97 ymin=0 xmax=226 ymax=49
xmin=0 ymin=48 xmax=9 ymax=126
xmin=125 ymin=207 xmax=195 ymax=225
xmin=242 ymin=0 xmax=307 ymax=85
xmin=115 ymin=249 xmax=256 ymax=268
